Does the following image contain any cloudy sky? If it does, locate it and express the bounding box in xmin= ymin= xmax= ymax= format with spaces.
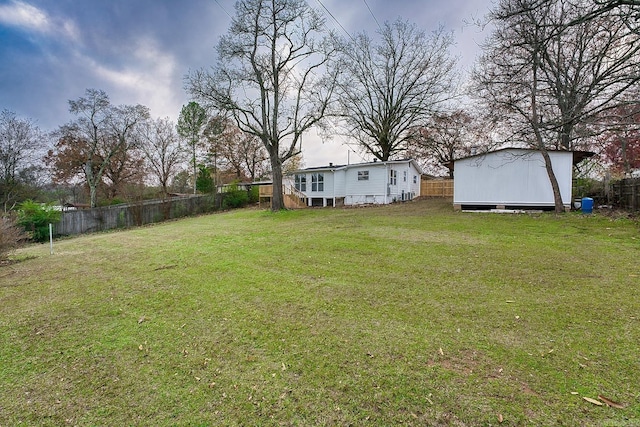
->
xmin=0 ymin=0 xmax=493 ymax=167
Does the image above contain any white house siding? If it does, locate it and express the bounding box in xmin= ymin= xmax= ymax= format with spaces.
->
xmin=334 ymin=169 xmax=346 ymax=198
xmin=344 ymin=164 xmax=388 ymax=205
xmin=291 ymin=160 xmax=422 ymax=207
xmin=386 ymin=162 xmax=421 ymax=203
xmin=453 ymin=149 xmax=573 ymax=208
xmin=305 ymin=169 xmax=335 ymax=206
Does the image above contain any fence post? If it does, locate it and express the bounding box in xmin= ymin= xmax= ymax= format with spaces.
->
xmin=49 ymin=223 xmax=54 ymax=255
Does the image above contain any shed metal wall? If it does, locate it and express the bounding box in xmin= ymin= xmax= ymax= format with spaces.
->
xmin=453 ymin=149 xmax=573 ymax=207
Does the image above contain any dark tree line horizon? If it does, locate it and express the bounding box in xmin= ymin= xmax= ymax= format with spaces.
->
xmin=1 ymin=91 xmax=272 ymax=211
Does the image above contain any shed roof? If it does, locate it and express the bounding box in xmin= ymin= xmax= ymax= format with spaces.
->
xmin=445 ymin=148 xmax=595 ymax=171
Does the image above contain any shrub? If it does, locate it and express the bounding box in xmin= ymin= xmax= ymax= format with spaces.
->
xmin=248 ymin=185 xmax=259 ymax=204
xmin=196 ymin=165 xmax=214 ymax=194
xmin=0 ymin=214 xmax=27 ymax=261
xmin=573 ymin=177 xmax=606 ymax=200
xmin=17 ymin=200 xmax=61 ymax=243
xmin=222 ymin=184 xmax=249 ymax=209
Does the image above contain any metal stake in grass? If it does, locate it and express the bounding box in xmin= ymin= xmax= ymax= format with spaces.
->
xmin=49 ymin=223 xmax=54 ymax=255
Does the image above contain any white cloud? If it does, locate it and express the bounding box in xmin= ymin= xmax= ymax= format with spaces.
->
xmin=302 ymin=136 xmax=348 ymax=168
xmin=0 ymin=0 xmax=79 ymax=42
xmin=0 ymin=0 xmax=48 ymax=31
xmin=59 ymin=18 xmax=80 ymax=43
xmin=83 ymin=37 xmax=180 ymax=118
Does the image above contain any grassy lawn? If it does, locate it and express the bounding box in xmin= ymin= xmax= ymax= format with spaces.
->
xmin=1 ymin=199 xmax=639 ymax=426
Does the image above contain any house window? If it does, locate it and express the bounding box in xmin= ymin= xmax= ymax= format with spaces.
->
xmin=358 ymin=170 xmax=369 ymax=181
xmin=403 ymin=171 xmax=407 ymax=182
xmin=312 ymin=173 xmax=324 ymax=192
xmin=413 ymin=175 xmax=418 ymax=184
xmin=389 ymin=170 xmax=397 ymax=186
xmin=294 ymin=174 xmax=306 ymax=191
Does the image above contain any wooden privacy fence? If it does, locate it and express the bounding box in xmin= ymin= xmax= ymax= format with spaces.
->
xmin=610 ymin=178 xmax=640 ymax=211
xmin=421 ymin=179 xmax=453 ymax=198
xmin=54 ymin=194 xmax=219 ymax=236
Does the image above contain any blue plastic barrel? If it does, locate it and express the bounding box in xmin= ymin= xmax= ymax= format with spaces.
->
xmin=581 ymin=197 xmax=594 ymax=214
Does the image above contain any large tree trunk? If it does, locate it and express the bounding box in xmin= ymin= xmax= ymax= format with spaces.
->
xmin=89 ymin=184 xmax=97 ymax=208
xmin=529 ymin=49 xmax=565 ymax=214
xmin=270 ymin=153 xmax=285 ymax=211
xmin=540 ymin=149 xmax=565 ymax=213
xmin=85 ymin=162 xmax=98 ymax=208
xmin=192 ymin=143 xmax=197 ymax=195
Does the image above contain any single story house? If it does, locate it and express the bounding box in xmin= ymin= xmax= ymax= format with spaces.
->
xmin=289 ymin=159 xmax=422 ymax=207
xmin=449 ymin=148 xmax=594 ymax=210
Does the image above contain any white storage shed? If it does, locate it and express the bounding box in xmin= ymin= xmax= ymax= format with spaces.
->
xmin=451 ymin=148 xmax=592 ymax=210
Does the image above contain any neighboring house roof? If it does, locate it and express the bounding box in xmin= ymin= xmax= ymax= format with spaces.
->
xmin=445 ymin=147 xmax=595 ymax=171
xmin=64 ymin=202 xmax=90 ymax=209
xmin=291 ymin=158 xmax=423 ymax=174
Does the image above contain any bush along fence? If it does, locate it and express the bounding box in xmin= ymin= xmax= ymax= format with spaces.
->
xmin=610 ymin=178 xmax=640 ymax=211
xmin=54 ymin=194 xmax=220 ymax=236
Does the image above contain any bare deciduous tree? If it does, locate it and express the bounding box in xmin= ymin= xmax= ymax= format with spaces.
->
xmin=205 ymin=118 xmax=268 ymax=183
xmin=186 ymin=0 xmax=338 ymax=211
xmin=99 ymin=136 xmax=146 ymax=201
xmin=48 ymin=89 xmax=149 ymax=207
xmin=408 ymin=110 xmax=497 ymax=178
xmin=599 ymin=104 xmax=640 ymax=177
xmin=139 ymin=117 xmax=186 ymax=198
xmin=336 ymin=20 xmax=457 ymax=161
xmin=487 ymin=0 xmax=640 ymax=32
xmin=177 ymin=101 xmax=207 ymax=195
xmin=473 ymin=0 xmax=640 ymax=212
xmin=0 ymin=110 xmax=43 ymax=211
xmin=569 ymin=0 xmax=640 ymax=32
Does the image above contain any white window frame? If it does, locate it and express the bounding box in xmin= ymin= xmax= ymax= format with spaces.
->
xmin=389 ymin=170 xmax=397 ymax=186
xmin=357 ymin=170 xmax=369 ymax=181
xmin=295 ymin=174 xmax=306 ymax=191
xmin=312 ymin=173 xmax=324 ymax=192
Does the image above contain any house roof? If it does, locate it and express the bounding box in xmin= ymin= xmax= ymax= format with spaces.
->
xmin=291 ymin=158 xmax=423 ymax=174
xmin=445 ymin=148 xmax=595 ymax=171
